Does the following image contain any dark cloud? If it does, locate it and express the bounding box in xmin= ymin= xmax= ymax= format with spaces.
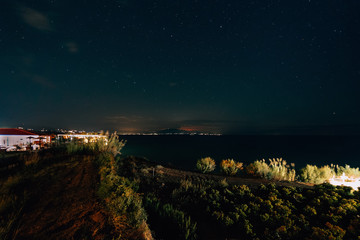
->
xmin=104 ymin=116 xmax=240 ymax=133
xmin=18 ymin=5 xmax=53 ymax=31
xmin=105 ymin=115 xmax=144 ymax=124
xmin=65 ymin=42 xmax=79 ymax=53
xmin=31 ymin=75 xmax=55 ymax=89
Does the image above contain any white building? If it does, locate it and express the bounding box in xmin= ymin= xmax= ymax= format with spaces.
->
xmin=0 ymin=128 xmax=50 ymax=151
xmin=56 ymin=133 xmax=107 ymax=143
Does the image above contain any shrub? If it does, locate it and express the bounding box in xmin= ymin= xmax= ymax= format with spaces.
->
xmin=144 ymin=194 xmax=197 ymax=240
xmin=99 ymin=132 xmax=126 ymax=157
xmin=220 ymin=159 xmax=243 ymax=176
xmin=219 ymin=178 xmax=229 ymax=188
xmin=97 ymin=154 xmax=147 ymax=228
xmin=300 ymin=165 xmax=334 ymax=184
xmin=245 ymin=163 xmax=257 ymax=176
xmin=311 ymin=222 xmax=346 ymax=239
xmin=253 ymin=158 xmax=296 ymax=181
xmin=336 ymin=165 xmax=360 ymax=178
xmin=65 ymin=132 xmax=126 ymax=157
xmin=95 ymin=137 xmax=151 ymax=239
xmin=196 ymin=157 xmax=216 ymax=173
xmin=300 ymin=164 xmax=360 ymax=185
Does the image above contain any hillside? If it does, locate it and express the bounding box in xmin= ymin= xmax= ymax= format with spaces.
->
xmin=0 ymin=153 xmax=116 ymax=240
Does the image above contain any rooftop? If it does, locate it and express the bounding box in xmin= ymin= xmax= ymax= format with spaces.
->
xmin=0 ymin=128 xmax=38 ymax=136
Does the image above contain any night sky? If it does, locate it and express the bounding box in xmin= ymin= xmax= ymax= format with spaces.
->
xmin=1 ymin=0 xmax=360 ymax=134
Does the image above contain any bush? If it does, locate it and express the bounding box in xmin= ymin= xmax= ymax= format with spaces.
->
xmin=300 ymin=164 xmax=360 ymax=185
xmin=97 ymin=154 xmax=147 ymax=228
xmin=65 ymin=132 xmax=126 ymax=157
xmin=245 ymin=163 xmax=257 ymax=176
xmin=220 ymin=159 xmax=243 ymax=176
xmin=300 ymin=165 xmax=334 ymax=184
xmin=196 ymin=157 xmax=216 ymax=173
xmin=95 ymin=136 xmax=152 ymax=239
xmin=337 ymin=164 xmax=360 ymax=178
xmin=144 ymin=194 xmax=197 ymax=240
xmin=253 ymin=158 xmax=296 ymax=181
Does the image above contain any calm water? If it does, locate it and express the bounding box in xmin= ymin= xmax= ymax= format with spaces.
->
xmin=120 ymin=135 xmax=360 ymax=171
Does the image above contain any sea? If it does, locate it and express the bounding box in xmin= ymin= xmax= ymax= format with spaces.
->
xmin=119 ymin=135 xmax=360 ymax=171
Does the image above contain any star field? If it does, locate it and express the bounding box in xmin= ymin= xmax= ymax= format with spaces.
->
xmin=1 ymin=0 xmax=360 ymax=134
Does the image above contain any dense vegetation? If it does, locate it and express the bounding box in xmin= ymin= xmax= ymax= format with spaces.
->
xmin=136 ymin=174 xmax=360 ymax=239
xmin=120 ymin=156 xmax=360 ymax=239
xmin=111 ymin=154 xmax=360 ymax=239
xmin=250 ymin=158 xmax=296 ymax=182
xmin=300 ymin=164 xmax=360 ymax=184
xmin=2 ymin=136 xmax=360 ymax=239
xmin=0 ymin=134 xmax=152 ymax=240
xmin=196 ymin=156 xmax=360 ymax=185
xmin=173 ymin=180 xmax=360 ymax=239
xmin=63 ymin=133 xmax=153 ymax=239
xmin=94 ymin=136 xmax=152 ymax=239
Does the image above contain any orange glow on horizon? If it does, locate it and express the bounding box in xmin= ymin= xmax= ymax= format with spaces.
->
xmin=117 ymin=127 xmax=140 ymax=133
xmin=179 ymin=126 xmax=203 ymax=132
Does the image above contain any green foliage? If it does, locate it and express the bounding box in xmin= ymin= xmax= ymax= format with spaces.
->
xmin=145 ymin=164 xmax=360 ymax=239
xmin=97 ymin=154 xmax=147 ymax=229
xmin=99 ymin=173 xmax=147 ymax=227
xmin=154 ymin=173 xmax=360 ymax=239
xmin=94 ymin=134 xmax=154 ymax=239
xmin=65 ymin=132 xmax=126 ymax=157
xmin=65 ymin=141 xmax=85 ymax=154
xmin=300 ymin=165 xmax=334 ymax=184
xmin=97 ymin=132 xmax=126 ymax=157
xmin=245 ymin=163 xmax=257 ymax=176
xmin=219 ymin=178 xmax=229 ymax=188
xmin=220 ymin=159 xmax=243 ymax=176
xmin=337 ymin=165 xmax=360 ymax=178
xmin=252 ymin=158 xmax=296 ymax=181
xmin=300 ymin=164 xmax=360 ymax=184
xmin=144 ymin=194 xmax=197 ymax=240
xmin=311 ymin=222 xmax=346 ymax=240
xmin=0 ymin=134 xmax=141 ymax=239
xmin=196 ymin=157 xmax=216 ymax=173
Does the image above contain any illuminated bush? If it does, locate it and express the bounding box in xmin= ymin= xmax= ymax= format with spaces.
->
xmin=65 ymin=132 xmax=126 ymax=157
xmin=300 ymin=165 xmax=334 ymax=184
xmin=196 ymin=157 xmax=216 ymax=173
xmin=336 ymin=164 xmax=360 ymax=178
xmin=253 ymin=158 xmax=296 ymax=181
xmin=220 ymin=159 xmax=243 ymax=176
xmin=300 ymin=164 xmax=360 ymax=185
xmin=95 ymin=136 xmax=151 ymax=239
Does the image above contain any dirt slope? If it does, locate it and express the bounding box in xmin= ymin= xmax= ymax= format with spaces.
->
xmin=14 ymin=156 xmax=114 ymax=240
